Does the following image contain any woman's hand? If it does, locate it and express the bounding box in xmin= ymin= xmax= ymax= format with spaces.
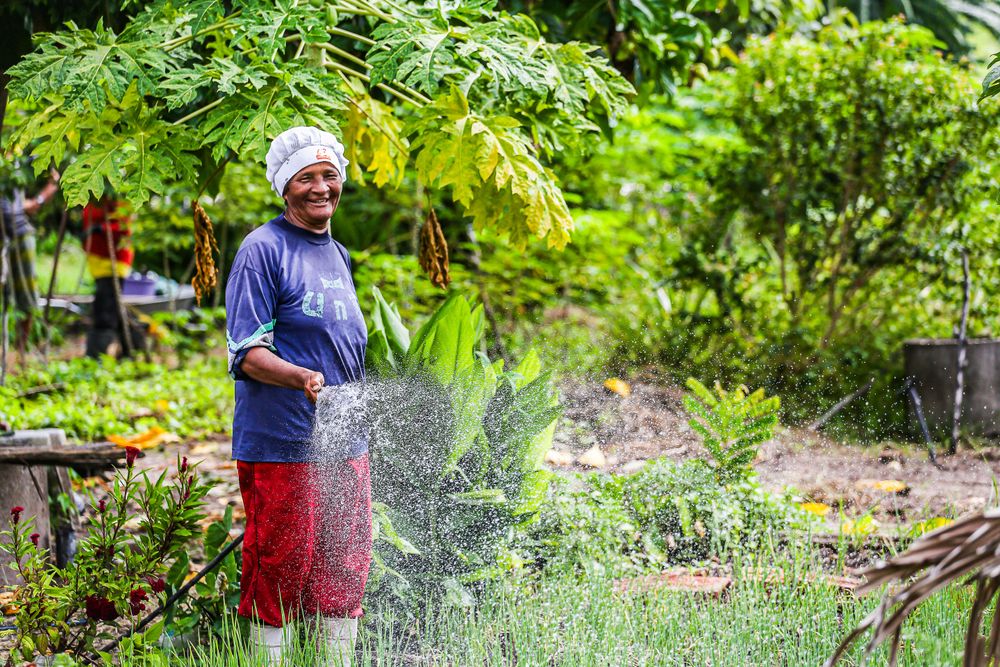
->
xmin=303 ymin=370 xmax=325 ymax=403
xmin=242 ymin=347 xmax=325 ymax=403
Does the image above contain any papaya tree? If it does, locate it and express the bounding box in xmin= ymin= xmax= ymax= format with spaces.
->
xmin=4 ymin=0 xmax=638 ymax=254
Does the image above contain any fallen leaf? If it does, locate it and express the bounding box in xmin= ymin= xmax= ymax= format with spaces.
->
xmin=800 ymin=502 xmax=832 ymax=516
xmin=0 ymin=590 xmax=20 ymax=615
xmin=72 ymin=476 xmax=107 ymax=491
xmin=910 ymin=516 xmax=953 ymax=536
xmin=544 ymin=449 xmax=574 ymax=467
xmin=841 ymin=516 xmax=878 ymax=537
xmin=154 ymin=399 xmax=170 ymax=413
xmin=603 ymin=378 xmax=631 ymax=398
xmin=108 ymin=427 xmax=180 ymax=450
xmin=577 ymin=445 xmax=607 ymax=468
xmin=190 ymin=442 xmax=220 ymax=456
xmin=855 ymin=479 xmax=909 ymax=495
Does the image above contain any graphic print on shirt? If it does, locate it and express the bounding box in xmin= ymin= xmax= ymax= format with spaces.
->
xmin=302 ymin=273 xmax=350 ymax=320
xmin=302 ymin=291 xmax=325 ymax=317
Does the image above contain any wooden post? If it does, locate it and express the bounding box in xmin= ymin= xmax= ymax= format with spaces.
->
xmin=104 ymin=219 xmax=133 ymax=357
xmin=0 ymin=205 xmax=8 ymax=387
xmin=41 ymin=207 xmax=69 ymax=359
xmin=950 ymin=249 xmax=970 ymax=455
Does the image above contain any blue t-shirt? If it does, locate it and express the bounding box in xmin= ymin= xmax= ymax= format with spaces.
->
xmin=225 ymin=214 xmax=367 ymax=462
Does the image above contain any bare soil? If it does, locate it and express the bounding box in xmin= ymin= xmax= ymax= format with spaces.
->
xmin=554 ymin=378 xmax=1000 ymax=526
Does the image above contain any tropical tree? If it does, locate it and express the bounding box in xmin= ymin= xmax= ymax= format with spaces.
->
xmin=710 ymin=19 xmax=1000 ymax=351
xmin=499 ymin=0 xmax=734 ymax=96
xmin=3 ymin=0 xmax=639 ymax=262
xmin=826 ymin=0 xmax=1000 ymax=55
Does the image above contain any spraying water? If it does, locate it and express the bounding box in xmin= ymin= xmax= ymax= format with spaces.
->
xmin=308 ymin=373 xmax=552 ymax=607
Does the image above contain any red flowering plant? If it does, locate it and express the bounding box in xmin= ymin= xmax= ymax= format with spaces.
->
xmin=0 ymin=451 xmax=209 ymax=665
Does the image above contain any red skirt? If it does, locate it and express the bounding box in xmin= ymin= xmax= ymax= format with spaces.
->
xmin=236 ymin=455 xmax=372 ymax=627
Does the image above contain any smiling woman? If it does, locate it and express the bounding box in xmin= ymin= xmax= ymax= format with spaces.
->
xmin=224 ymin=126 xmax=371 ymax=667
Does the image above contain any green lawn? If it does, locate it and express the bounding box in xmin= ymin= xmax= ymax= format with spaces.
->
xmin=164 ymin=567 xmax=975 ymax=667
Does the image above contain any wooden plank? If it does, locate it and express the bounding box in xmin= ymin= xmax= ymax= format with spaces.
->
xmin=0 ymin=442 xmax=126 ymax=465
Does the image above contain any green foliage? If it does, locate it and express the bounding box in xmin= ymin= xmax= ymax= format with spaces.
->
xmin=7 ymin=0 xmax=637 ymax=249
xmin=0 ymin=455 xmax=208 ymax=663
xmin=985 ymin=52 xmax=1000 ymax=101
xmin=493 ymin=18 xmax=1000 ymax=432
xmin=526 ymin=457 xmax=807 ymax=576
xmin=148 ymin=307 xmax=228 ymax=362
xmin=500 ymin=0 xmax=733 ymax=97
xmin=826 ymin=0 xmax=1000 ymax=55
xmin=364 ymin=288 xmax=560 ymax=606
xmin=715 ymin=19 xmax=1000 ymax=349
xmin=163 ymin=504 xmax=243 ymax=639
xmin=0 ymin=356 xmax=233 ymax=441
xmin=683 ymin=379 xmax=780 ymax=483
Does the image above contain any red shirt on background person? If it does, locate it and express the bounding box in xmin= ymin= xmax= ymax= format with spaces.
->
xmin=81 ymin=198 xmax=142 ymax=358
xmin=81 ymin=198 xmax=134 ymax=279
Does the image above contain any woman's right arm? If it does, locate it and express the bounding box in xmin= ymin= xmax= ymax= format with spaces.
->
xmin=241 ymin=347 xmax=325 ymax=403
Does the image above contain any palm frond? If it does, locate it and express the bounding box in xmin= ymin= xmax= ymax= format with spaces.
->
xmin=828 ymin=509 xmax=1000 ymax=667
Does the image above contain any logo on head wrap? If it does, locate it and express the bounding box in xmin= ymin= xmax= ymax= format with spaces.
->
xmin=315 ymin=147 xmax=332 ymax=160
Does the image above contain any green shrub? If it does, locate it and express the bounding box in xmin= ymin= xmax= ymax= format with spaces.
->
xmin=0 ymin=356 xmax=233 ymax=441
xmin=363 ymin=289 xmax=561 ymax=607
xmin=683 ymin=378 xmax=780 ymax=483
xmin=527 ymin=458 xmax=807 ymax=576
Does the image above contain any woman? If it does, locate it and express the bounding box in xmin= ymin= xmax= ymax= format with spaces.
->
xmin=225 ymin=126 xmax=371 ymax=665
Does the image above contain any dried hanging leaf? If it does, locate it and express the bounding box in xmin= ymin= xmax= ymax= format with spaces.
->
xmin=827 ymin=510 xmax=1000 ymax=667
xmin=418 ymin=207 xmax=450 ymax=289
xmin=192 ymin=201 xmax=219 ymax=304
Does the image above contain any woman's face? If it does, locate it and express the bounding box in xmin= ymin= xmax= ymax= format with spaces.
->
xmin=283 ymin=162 xmax=342 ymax=231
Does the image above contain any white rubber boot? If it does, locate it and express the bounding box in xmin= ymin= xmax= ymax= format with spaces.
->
xmin=251 ymin=622 xmax=293 ymax=666
xmin=317 ymin=616 xmax=357 ymax=666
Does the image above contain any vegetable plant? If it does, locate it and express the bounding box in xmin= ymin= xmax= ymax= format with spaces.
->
xmin=364 ymin=288 xmax=560 ymax=606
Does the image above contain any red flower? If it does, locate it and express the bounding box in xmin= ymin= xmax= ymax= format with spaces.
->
xmin=128 ymin=588 xmax=148 ymax=615
xmin=124 ymin=446 xmax=140 ymax=467
xmin=84 ymin=595 xmax=119 ymax=622
xmin=98 ymin=498 xmax=106 ymax=513
xmin=146 ymin=576 xmax=166 ymax=593
xmin=30 ymin=533 xmax=39 ymax=547
xmin=180 ymin=456 xmax=188 ymax=473
xmin=10 ymin=506 xmax=23 ymax=524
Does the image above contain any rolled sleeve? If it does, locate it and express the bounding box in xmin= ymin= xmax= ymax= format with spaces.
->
xmin=225 ymin=262 xmax=278 ymax=380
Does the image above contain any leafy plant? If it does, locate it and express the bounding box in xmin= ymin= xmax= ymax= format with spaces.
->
xmin=0 ymin=451 xmax=208 ymax=665
xmin=161 ymin=504 xmax=243 ymax=642
xmin=5 ymin=0 xmax=638 ymax=251
xmin=526 ymin=457 xmax=808 ymax=575
xmin=364 ymin=288 xmax=560 ymax=606
xmin=683 ymin=378 xmax=780 ymax=483
xmin=1 ymin=356 xmax=233 ymax=441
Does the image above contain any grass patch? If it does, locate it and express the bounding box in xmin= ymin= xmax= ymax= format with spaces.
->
xmin=1 ymin=355 xmax=232 ymax=440
xmin=161 ymin=566 xmax=976 ymax=666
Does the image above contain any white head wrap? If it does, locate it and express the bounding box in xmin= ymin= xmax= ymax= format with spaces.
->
xmin=265 ymin=126 xmax=350 ymax=197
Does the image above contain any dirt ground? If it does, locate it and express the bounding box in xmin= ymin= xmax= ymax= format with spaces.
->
xmin=130 ymin=377 xmax=1000 ymax=540
xmin=555 ymin=378 xmax=1000 ymax=526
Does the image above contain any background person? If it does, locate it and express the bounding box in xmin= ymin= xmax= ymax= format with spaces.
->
xmin=1 ymin=169 xmax=59 ymax=357
xmin=225 ymin=126 xmax=370 ymax=665
xmin=81 ymin=196 xmax=144 ymax=358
